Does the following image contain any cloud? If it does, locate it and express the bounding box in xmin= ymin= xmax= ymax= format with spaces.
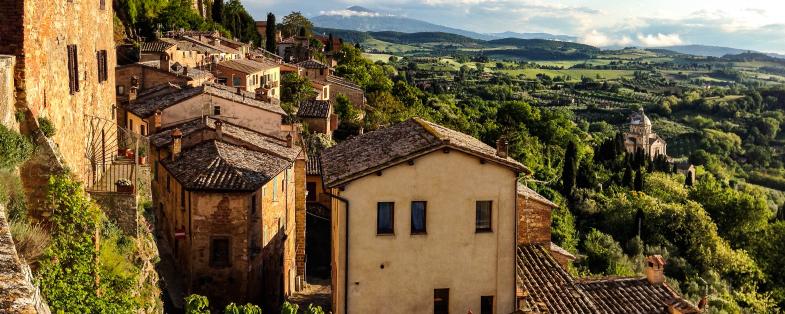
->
xmin=636 ymin=33 xmax=683 ymax=47
xmin=319 ymin=9 xmax=389 ymax=17
xmin=579 ymin=30 xmax=632 ymax=47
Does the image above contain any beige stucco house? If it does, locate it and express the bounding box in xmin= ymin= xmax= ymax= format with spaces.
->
xmin=624 ymin=108 xmax=667 ymax=158
xmin=214 ymin=59 xmax=281 ymax=100
xmin=320 ymin=118 xmax=528 ymax=314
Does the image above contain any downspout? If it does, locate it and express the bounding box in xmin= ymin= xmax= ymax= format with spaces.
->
xmin=513 ymin=175 xmax=520 ymax=311
xmin=323 ymin=189 xmax=349 ymax=314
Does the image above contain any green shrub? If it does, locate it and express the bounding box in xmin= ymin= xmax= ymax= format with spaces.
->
xmin=304 ymin=304 xmax=325 ymax=314
xmin=0 ymin=124 xmax=33 ymax=170
xmin=224 ymin=302 xmax=262 ymax=314
xmin=9 ymin=221 xmax=50 ymax=263
xmin=37 ymin=117 xmax=56 ymax=137
xmin=280 ymin=301 xmax=298 ymax=314
xmin=185 ymin=294 xmax=210 ymax=314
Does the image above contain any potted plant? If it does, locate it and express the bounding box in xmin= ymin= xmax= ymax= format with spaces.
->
xmin=138 ymin=147 xmax=147 ymax=165
xmin=125 ymin=148 xmax=135 ymax=159
xmin=115 ymin=178 xmax=134 ymax=193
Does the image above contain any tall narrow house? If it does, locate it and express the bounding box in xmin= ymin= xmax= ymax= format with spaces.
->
xmin=0 ymin=0 xmax=117 ymax=204
xmin=320 ymin=118 xmax=528 ymax=314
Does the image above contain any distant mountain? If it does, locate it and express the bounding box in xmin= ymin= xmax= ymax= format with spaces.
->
xmin=488 ymin=31 xmax=578 ymax=42
xmin=311 ymin=7 xmax=496 ymax=40
xmin=655 ymin=45 xmax=754 ymax=58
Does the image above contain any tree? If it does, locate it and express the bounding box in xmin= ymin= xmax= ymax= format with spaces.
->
xmin=622 ymin=164 xmax=633 ymax=188
xmin=281 ymin=12 xmax=313 ymax=38
xmin=561 ymin=140 xmax=578 ymax=197
xmin=265 ymin=12 xmax=276 ymax=53
xmin=212 ymin=0 xmax=224 ymax=23
xmin=281 ymin=73 xmax=314 ymax=105
xmin=334 ymin=94 xmax=361 ymax=123
xmin=634 ymin=169 xmax=644 ymax=191
xmin=185 ymin=294 xmax=210 ymax=314
xmin=685 ymin=172 xmax=694 ymax=187
xmin=326 ymin=33 xmax=334 ymax=52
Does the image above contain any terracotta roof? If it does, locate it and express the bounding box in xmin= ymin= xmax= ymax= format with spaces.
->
xmin=517 ymin=244 xmax=701 ymax=314
xmin=162 ymin=140 xmax=292 ymax=192
xmin=217 ymin=59 xmax=276 ymax=74
xmin=517 ymin=245 xmax=598 ymax=313
xmin=297 ymin=59 xmax=328 ymax=69
xmin=136 ymin=60 xmax=214 ymax=80
xmin=180 ymin=36 xmax=241 ymax=55
xmin=320 ymin=118 xmax=528 ymax=187
xmin=297 ymin=100 xmax=331 ymax=119
xmin=518 ymin=182 xmax=558 ymax=208
xmin=150 ymin=117 xmax=299 ymax=161
xmin=140 ymin=40 xmax=175 ymax=53
xmin=124 ymin=83 xmax=285 ymax=118
xmin=326 ymin=75 xmax=363 ymax=92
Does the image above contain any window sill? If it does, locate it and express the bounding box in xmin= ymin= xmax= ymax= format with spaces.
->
xmin=376 ymin=233 xmax=395 ymax=236
xmin=410 ymin=232 xmax=427 ymax=236
xmin=475 ymin=229 xmax=493 ymax=233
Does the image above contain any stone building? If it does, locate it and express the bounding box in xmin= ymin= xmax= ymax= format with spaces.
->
xmin=624 ymin=108 xmax=667 ymax=158
xmin=517 ymin=183 xmax=575 ymax=268
xmin=297 ymin=100 xmax=337 ymax=136
xmin=150 ymin=118 xmax=301 ymax=308
xmin=0 ymin=0 xmax=118 ymax=207
xmin=115 ymin=62 xmax=214 ymax=99
xmin=214 ymin=59 xmax=281 ymax=99
xmin=326 ymin=75 xmax=367 ymax=110
xmin=119 ymin=83 xmax=285 ymax=137
xmin=320 ymin=118 xmax=528 ymax=314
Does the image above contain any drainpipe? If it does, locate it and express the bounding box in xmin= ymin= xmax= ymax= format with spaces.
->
xmin=323 ymin=189 xmax=349 ymax=314
xmin=513 ymin=175 xmax=520 ymax=311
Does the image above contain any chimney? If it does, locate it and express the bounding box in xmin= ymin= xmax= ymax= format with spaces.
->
xmin=215 ymin=119 xmax=223 ymax=141
xmin=160 ymin=54 xmax=171 ymax=72
xmin=496 ymin=137 xmax=509 ymax=158
xmin=645 ymin=255 xmax=666 ymax=285
xmin=171 ymin=128 xmax=183 ymax=161
xmin=211 ymin=38 xmax=220 ymax=46
xmin=128 ymin=87 xmax=138 ymax=102
xmin=153 ymin=110 xmax=162 ymax=132
xmin=286 ymin=132 xmax=293 ymax=148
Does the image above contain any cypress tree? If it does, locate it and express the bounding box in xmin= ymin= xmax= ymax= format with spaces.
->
xmin=634 ymin=169 xmax=644 ymax=191
xmin=634 ymin=148 xmax=645 ymax=169
xmin=685 ymin=172 xmax=694 ymax=187
xmin=561 ymin=141 xmax=578 ymax=197
xmin=265 ymin=12 xmax=277 ymax=53
xmin=326 ymin=33 xmax=334 ymax=52
xmin=622 ymin=164 xmax=633 ymax=188
xmin=212 ymin=0 xmax=224 ymax=24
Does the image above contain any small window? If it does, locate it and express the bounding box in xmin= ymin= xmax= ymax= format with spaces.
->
xmin=96 ymin=50 xmax=108 ymax=83
xmin=180 ymin=186 xmax=185 ymax=207
xmin=377 ymin=202 xmax=394 ymax=235
xmin=233 ymin=76 xmax=241 ymax=86
xmin=272 ymin=178 xmax=278 ymax=202
xmin=210 ymin=237 xmax=231 ymax=267
xmin=100 ymin=0 xmax=106 ymax=10
xmin=481 ymin=296 xmax=494 ymax=314
xmin=213 ymin=105 xmax=221 ymax=116
xmin=67 ymin=45 xmax=79 ymax=94
xmin=306 ymin=182 xmax=316 ymax=202
xmin=476 ymin=201 xmax=492 ymax=232
xmin=434 ymin=289 xmax=449 ymax=314
xmin=411 ymin=201 xmax=426 ymax=234
xmin=117 ymin=85 xmax=125 ymax=95
xmin=140 ymin=125 xmax=146 ymax=136
xmin=166 ymin=175 xmax=171 ymax=192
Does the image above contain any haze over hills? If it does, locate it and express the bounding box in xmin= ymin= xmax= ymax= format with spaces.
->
xmin=312 ymin=6 xmax=574 ymax=42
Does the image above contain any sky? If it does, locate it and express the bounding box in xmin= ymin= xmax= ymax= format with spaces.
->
xmin=241 ymin=0 xmax=785 ymax=53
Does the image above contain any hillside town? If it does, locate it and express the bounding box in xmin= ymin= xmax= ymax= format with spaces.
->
xmin=1 ymin=0 xmax=783 ymax=314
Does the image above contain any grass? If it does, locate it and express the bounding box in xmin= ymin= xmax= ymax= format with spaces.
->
xmin=10 ymin=221 xmax=51 ymax=264
xmin=362 ymin=38 xmax=422 ymax=54
xmin=362 ymin=53 xmax=394 ymax=63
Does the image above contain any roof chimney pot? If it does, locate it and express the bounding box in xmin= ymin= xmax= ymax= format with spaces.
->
xmin=645 ymin=255 xmax=666 ymax=285
xmin=171 ymin=128 xmax=183 ymax=161
xmin=496 ymin=137 xmax=509 ymax=158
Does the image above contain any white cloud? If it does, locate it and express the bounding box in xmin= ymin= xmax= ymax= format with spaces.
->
xmin=636 ymin=33 xmax=683 ymax=47
xmin=319 ymin=9 xmax=388 ymax=17
xmin=579 ymin=30 xmax=633 ymax=47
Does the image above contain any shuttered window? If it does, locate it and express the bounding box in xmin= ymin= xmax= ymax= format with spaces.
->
xmin=100 ymin=0 xmax=106 ymax=10
xmin=96 ymin=50 xmax=108 ymax=83
xmin=67 ymin=45 xmax=79 ymax=94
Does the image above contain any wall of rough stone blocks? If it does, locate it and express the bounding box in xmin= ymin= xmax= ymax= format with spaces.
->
xmin=294 ymin=158 xmax=306 ymax=278
xmin=0 ymin=56 xmax=19 ymax=131
xmin=91 ymin=192 xmax=139 ymax=236
xmin=0 ymin=204 xmax=51 ymax=314
xmin=518 ymin=196 xmax=553 ymax=245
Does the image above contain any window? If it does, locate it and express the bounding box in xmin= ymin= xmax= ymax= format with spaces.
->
xmin=100 ymin=0 xmax=105 ymax=10
xmin=180 ymin=186 xmax=185 ymax=207
xmin=140 ymin=125 xmax=146 ymax=136
xmin=377 ymin=202 xmax=394 ymax=234
xmin=434 ymin=289 xmax=449 ymax=314
xmin=272 ymin=178 xmax=278 ymax=202
xmin=476 ymin=201 xmax=492 ymax=232
xmin=96 ymin=50 xmax=108 ymax=83
xmin=67 ymin=45 xmax=79 ymax=94
xmin=249 ymin=193 xmax=257 ymax=215
xmin=213 ymin=105 xmax=221 ymax=116
xmin=481 ymin=296 xmax=494 ymax=314
xmin=128 ymin=119 xmax=133 ymax=130
xmin=233 ymin=76 xmax=241 ymax=86
xmin=166 ymin=175 xmax=171 ymax=192
xmin=210 ymin=237 xmax=231 ymax=267
xmin=117 ymin=85 xmax=125 ymax=95
xmin=306 ymin=182 xmax=316 ymax=202
xmin=411 ymin=201 xmax=427 ymax=234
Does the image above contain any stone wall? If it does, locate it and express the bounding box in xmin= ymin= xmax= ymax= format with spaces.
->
xmin=0 ymin=56 xmax=18 ymax=131
xmin=91 ymin=192 xmax=139 ymax=236
xmin=0 ymin=204 xmax=51 ymax=314
xmin=518 ymin=196 xmax=553 ymax=245
xmin=294 ymin=158 xmax=306 ymax=279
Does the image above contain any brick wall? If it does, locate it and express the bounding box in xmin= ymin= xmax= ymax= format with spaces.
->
xmin=294 ymin=158 xmax=306 ymax=277
xmin=518 ymin=195 xmax=554 ymax=245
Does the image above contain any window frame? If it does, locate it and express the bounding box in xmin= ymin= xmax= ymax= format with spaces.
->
xmin=410 ymin=201 xmax=427 ymax=235
xmin=475 ymin=200 xmax=493 ymax=233
xmin=67 ymin=45 xmax=79 ymax=94
xmin=481 ymin=295 xmax=494 ymax=314
xmin=376 ymin=202 xmax=395 ymax=235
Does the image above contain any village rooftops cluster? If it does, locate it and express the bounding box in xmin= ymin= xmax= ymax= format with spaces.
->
xmin=123 ymin=83 xmax=284 ymax=118
xmin=517 ymin=245 xmax=701 ymax=314
xmin=320 ymin=117 xmax=529 ymax=187
xmin=297 ymin=99 xmax=331 ymax=119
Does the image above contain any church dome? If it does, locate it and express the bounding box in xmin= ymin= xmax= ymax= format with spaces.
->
xmin=631 ymin=108 xmax=652 ymax=126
